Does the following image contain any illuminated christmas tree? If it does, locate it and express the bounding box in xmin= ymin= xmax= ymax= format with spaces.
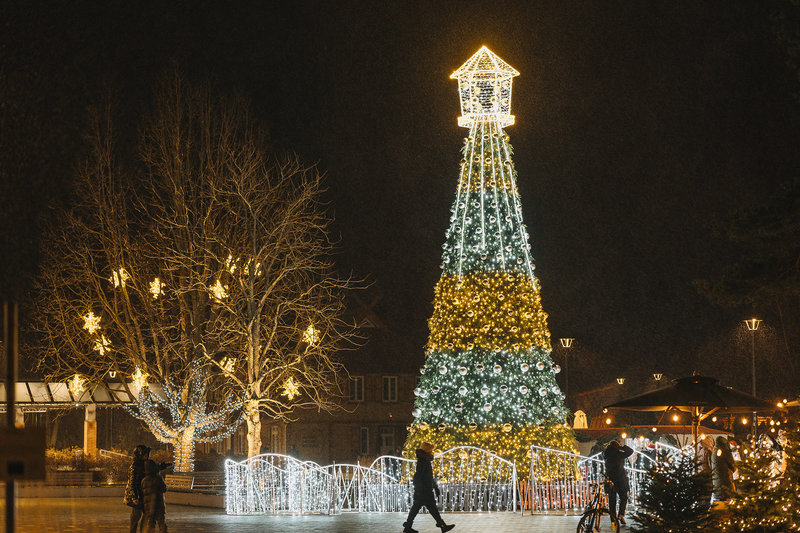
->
xmin=404 ymin=47 xmax=574 ymax=469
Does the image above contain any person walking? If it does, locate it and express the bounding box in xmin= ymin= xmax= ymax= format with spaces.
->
xmin=711 ymin=436 xmax=736 ymax=502
xmin=402 ymin=442 xmax=455 ymax=533
xmin=603 ymin=439 xmax=634 ymax=526
xmin=123 ymin=445 xmax=150 ymax=533
xmin=141 ymin=459 xmax=168 ymax=533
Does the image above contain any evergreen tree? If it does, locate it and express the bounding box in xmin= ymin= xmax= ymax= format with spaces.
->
xmin=404 ymin=47 xmax=574 ymax=472
xmin=631 ymin=453 xmax=717 ymax=533
xmin=719 ymin=426 xmax=800 ymax=532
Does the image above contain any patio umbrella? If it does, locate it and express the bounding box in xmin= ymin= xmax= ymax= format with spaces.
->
xmin=604 ymin=374 xmax=773 ymax=455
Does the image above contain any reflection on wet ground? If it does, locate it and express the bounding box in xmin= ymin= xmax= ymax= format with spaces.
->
xmin=0 ymin=497 xmax=583 ymax=533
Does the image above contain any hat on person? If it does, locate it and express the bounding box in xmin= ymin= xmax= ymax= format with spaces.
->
xmin=420 ymin=441 xmax=435 ymax=454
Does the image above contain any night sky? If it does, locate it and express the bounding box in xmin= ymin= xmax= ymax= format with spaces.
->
xmin=2 ymin=1 xmax=799 ymax=399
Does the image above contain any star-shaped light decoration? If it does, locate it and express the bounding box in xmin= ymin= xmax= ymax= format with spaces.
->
xmin=132 ymin=367 xmax=148 ymax=390
xmin=302 ymin=324 xmax=319 ymax=345
xmin=282 ymin=377 xmax=300 ymax=401
xmin=82 ymin=311 xmax=101 ymax=335
xmin=225 ymin=254 xmax=237 ymax=274
xmin=68 ymin=373 xmax=87 ymax=397
xmin=149 ymin=277 xmax=165 ymax=299
xmin=210 ymin=280 xmax=228 ymax=301
xmin=94 ymin=335 xmax=111 ymax=355
xmin=109 ymin=268 xmax=130 ymax=288
xmin=243 ymin=260 xmax=262 ymax=277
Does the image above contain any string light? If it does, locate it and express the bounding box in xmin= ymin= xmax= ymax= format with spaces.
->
xmin=406 ymin=47 xmax=573 ymax=469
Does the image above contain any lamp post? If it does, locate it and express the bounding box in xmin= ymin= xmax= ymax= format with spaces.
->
xmin=744 ymin=318 xmax=761 ymax=439
xmin=559 ymin=338 xmax=574 ymax=402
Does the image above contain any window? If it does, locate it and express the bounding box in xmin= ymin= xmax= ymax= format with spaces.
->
xmin=349 ymin=376 xmax=364 ymax=402
xmin=359 ymin=427 xmax=369 ymax=455
xmin=382 ymin=376 xmax=398 ymax=402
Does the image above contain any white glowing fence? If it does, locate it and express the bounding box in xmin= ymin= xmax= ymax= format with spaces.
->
xmin=522 ymin=443 xmax=687 ymax=512
xmin=225 ymin=446 xmax=517 ymax=515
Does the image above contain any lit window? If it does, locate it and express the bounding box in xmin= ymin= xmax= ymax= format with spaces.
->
xmin=382 ymin=376 xmax=398 ymax=402
xmin=349 ymin=376 xmax=364 ymax=402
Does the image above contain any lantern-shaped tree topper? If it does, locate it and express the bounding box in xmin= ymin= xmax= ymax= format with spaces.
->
xmin=450 ymin=46 xmax=520 ymax=128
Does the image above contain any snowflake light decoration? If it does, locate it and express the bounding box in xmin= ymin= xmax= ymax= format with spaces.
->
xmin=94 ymin=335 xmax=111 ymax=355
xmin=149 ymin=277 xmax=165 ymax=299
xmin=68 ymin=373 xmax=87 ymax=397
xmin=132 ymin=367 xmax=148 ymax=390
xmin=109 ymin=267 xmax=130 ymax=288
xmin=282 ymin=377 xmax=300 ymax=400
xmin=82 ymin=311 xmax=101 ymax=335
xmin=303 ymin=324 xmax=320 ymax=345
xmin=221 ymin=356 xmax=236 ymax=374
xmin=211 ymin=280 xmax=228 ymax=301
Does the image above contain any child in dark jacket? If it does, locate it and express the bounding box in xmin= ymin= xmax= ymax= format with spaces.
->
xmin=403 ymin=442 xmax=455 ymax=533
xmin=141 ymin=459 xmax=168 ymax=533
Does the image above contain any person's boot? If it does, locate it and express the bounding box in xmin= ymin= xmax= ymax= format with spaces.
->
xmin=402 ymin=522 xmax=418 ymax=533
xmin=438 ymin=524 xmax=455 ymax=532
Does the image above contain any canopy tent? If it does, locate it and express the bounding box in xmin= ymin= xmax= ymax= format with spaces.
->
xmin=604 ymin=374 xmax=773 ymax=455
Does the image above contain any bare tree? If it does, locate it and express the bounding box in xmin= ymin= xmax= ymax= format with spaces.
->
xmin=36 ymin=70 xmax=358 ymax=464
xmin=202 ymin=155 xmax=359 ymax=458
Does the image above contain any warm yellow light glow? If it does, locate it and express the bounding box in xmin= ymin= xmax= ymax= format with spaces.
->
xmin=221 ymin=357 xmax=236 ymax=374
xmin=605 ymin=418 xmax=612 ymax=425
xmin=652 ymin=427 xmax=657 ymax=432
xmin=132 ymin=367 xmax=148 ymax=389
xmin=426 ymin=272 xmax=551 ymax=353
xmin=653 ymin=373 xmax=663 ymax=381
xmin=303 ymin=324 xmax=320 ymax=345
xmin=621 ymin=432 xmax=627 ymax=439
xmin=226 ymin=254 xmax=237 ymax=274
xmin=211 ymin=280 xmax=228 ymax=301
xmin=777 ymin=402 xmax=784 ymax=408
xmin=451 ymin=46 xmax=519 ymax=128
xmin=94 ymin=335 xmax=111 ymax=355
xmin=744 ymin=318 xmax=761 ymax=331
xmin=282 ymin=377 xmax=300 ymax=400
xmin=559 ymin=338 xmax=574 ymax=348
xmin=603 ymin=408 xmax=608 ymax=413
xmin=741 ymin=417 xmax=748 ymax=425
xmin=616 ymin=377 xmax=625 ymax=385
xmin=672 ymin=414 xmax=680 ymax=422
xmin=109 ymin=268 xmax=129 ymax=288
xmin=712 ymin=416 xmax=718 ymax=422
xmin=68 ymin=374 xmax=86 ymax=397
xmin=149 ymin=277 xmax=165 ymax=299
xmin=82 ymin=311 xmax=101 ymax=335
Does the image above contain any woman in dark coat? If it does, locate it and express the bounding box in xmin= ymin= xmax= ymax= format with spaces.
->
xmin=123 ymin=445 xmax=150 ymax=533
xmin=603 ymin=439 xmax=634 ymax=525
xmin=141 ymin=459 xmax=168 ymax=533
xmin=403 ymin=442 xmax=455 ymax=533
xmin=711 ymin=436 xmax=736 ymax=501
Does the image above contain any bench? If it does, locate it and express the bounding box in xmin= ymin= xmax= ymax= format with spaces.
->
xmin=165 ymin=471 xmax=224 ymax=492
xmin=46 ymin=471 xmax=94 ymax=485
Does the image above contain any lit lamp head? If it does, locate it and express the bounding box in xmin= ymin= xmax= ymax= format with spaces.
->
xmin=744 ymin=318 xmax=761 ymax=331
xmin=451 ymin=46 xmax=520 ymax=128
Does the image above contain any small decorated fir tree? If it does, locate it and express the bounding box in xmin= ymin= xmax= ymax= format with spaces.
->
xmin=631 ymin=453 xmax=716 ymax=533
xmin=719 ymin=427 xmax=800 ymax=533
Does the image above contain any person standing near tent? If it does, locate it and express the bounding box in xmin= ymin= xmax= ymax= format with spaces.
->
xmin=403 ymin=442 xmax=455 ymax=533
xmin=712 ymin=436 xmax=736 ymax=501
xmin=604 ymin=439 xmax=634 ymax=525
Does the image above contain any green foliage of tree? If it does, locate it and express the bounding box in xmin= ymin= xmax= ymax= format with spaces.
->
xmin=631 ymin=453 xmax=717 ymax=533
xmin=719 ymin=426 xmax=800 ymax=533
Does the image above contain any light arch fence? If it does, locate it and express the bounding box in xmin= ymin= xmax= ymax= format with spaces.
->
xmin=225 ymin=445 xmax=518 ymax=515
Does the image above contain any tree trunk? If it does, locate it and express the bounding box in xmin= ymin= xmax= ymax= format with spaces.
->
xmin=245 ymin=400 xmax=262 ymax=458
xmin=173 ymin=426 xmax=196 ymax=472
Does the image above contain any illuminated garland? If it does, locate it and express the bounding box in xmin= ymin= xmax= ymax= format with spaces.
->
xmin=125 ymin=361 xmax=243 ymax=472
xmin=405 ymin=47 xmax=574 ymax=468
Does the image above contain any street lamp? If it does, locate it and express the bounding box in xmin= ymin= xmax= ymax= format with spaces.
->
xmin=653 ymin=373 xmax=663 ymax=381
xmin=616 ymin=377 xmax=625 ymax=385
xmin=744 ymin=318 xmax=761 ymax=439
xmin=559 ymin=338 xmax=574 ymax=401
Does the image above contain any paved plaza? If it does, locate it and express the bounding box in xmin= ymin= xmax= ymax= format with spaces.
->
xmin=0 ymin=497 xmax=594 ymax=533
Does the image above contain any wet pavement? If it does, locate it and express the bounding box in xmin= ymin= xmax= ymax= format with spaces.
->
xmin=0 ymin=497 xmax=591 ymax=533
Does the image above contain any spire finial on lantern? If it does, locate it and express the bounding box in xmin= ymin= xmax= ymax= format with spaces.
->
xmin=451 ymin=46 xmax=520 ymax=128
